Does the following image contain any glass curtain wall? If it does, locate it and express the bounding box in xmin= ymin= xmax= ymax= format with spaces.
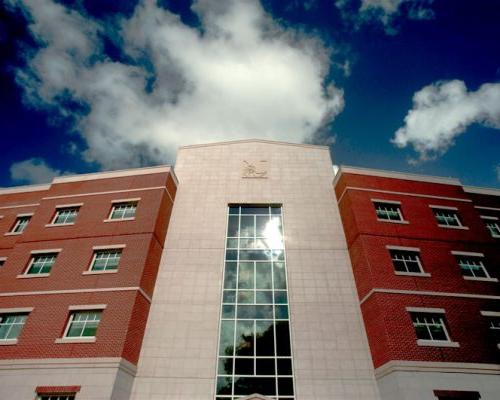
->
xmin=216 ymin=205 xmax=294 ymax=399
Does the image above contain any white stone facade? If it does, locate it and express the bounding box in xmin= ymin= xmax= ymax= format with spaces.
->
xmin=131 ymin=140 xmax=380 ymax=400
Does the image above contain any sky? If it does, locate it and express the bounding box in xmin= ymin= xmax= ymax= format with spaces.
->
xmin=0 ymin=0 xmax=499 ymax=188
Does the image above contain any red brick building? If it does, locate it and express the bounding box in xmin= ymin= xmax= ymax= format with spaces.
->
xmin=334 ymin=166 xmax=500 ymax=400
xmin=0 ymin=166 xmax=176 ymax=399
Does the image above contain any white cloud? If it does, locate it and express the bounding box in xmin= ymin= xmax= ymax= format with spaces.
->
xmin=8 ymin=0 xmax=344 ymax=170
xmin=392 ymin=80 xmax=500 ymax=161
xmin=10 ymin=158 xmax=68 ymax=184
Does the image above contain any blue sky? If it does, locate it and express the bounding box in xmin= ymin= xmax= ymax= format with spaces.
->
xmin=1 ymin=0 xmax=499 ymax=187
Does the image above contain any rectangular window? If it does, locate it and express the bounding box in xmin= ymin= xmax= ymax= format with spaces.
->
xmin=26 ymin=253 xmax=58 ymax=275
xmin=0 ymin=258 xmax=5 ymax=267
xmin=454 ymin=254 xmax=490 ymax=279
xmin=52 ymin=207 xmax=79 ymax=225
xmin=434 ymin=390 xmax=481 ymax=400
xmin=481 ymin=216 xmax=500 ymax=238
xmin=389 ymin=249 xmax=424 ymax=274
xmin=109 ymin=202 xmax=137 ymax=220
xmin=217 ymin=205 xmax=294 ymax=400
xmin=480 ymin=311 xmax=500 ymax=345
xmin=373 ymin=201 xmax=404 ymax=222
xmin=90 ymin=249 xmax=122 ymax=272
xmin=0 ymin=313 xmax=28 ymax=340
xmin=64 ymin=311 xmax=102 ymax=338
xmin=410 ymin=312 xmax=451 ymax=342
xmin=432 ymin=208 xmax=462 ymax=227
xmin=10 ymin=215 xmax=31 ymax=233
xmin=38 ymin=395 xmax=76 ymax=400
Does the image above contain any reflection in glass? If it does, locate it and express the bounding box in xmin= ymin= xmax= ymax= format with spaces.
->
xmin=235 ymin=320 xmax=254 ymax=356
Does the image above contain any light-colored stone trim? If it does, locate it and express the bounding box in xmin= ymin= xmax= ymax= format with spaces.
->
xmin=0 ymin=203 xmax=40 ymax=210
xmin=16 ymin=212 xmax=35 ymax=217
xmin=53 ymin=165 xmax=173 ymax=184
xmin=377 ymin=218 xmax=410 ymax=224
xmin=92 ymin=244 xmax=126 ymax=250
xmin=475 ymin=205 xmax=500 ymax=211
xmin=417 ymin=339 xmax=460 ymax=348
xmin=111 ymin=197 xmax=141 ymax=204
xmin=481 ymin=215 xmax=499 ymax=220
xmin=464 ymin=186 xmax=500 ymax=196
xmin=0 ymin=357 xmax=137 ymax=376
xmin=0 ymin=339 xmax=17 ymax=346
xmin=371 ymin=198 xmax=401 ymax=205
xmin=16 ymin=273 xmax=50 ymax=279
xmin=0 ymin=307 xmax=34 ymax=313
xmin=451 ymin=250 xmax=484 ymax=257
xmin=55 ymin=203 xmax=84 ymax=209
xmin=334 ymin=165 xmax=462 ymax=187
xmin=103 ymin=217 xmax=135 ymax=223
xmin=429 ymin=204 xmax=459 ymax=210
xmin=0 ymin=286 xmax=152 ymax=303
xmin=0 ymin=185 xmax=49 ymax=195
xmin=179 ymin=138 xmax=329 ymax=151
xmin=375 ymin=360 xmax=500 ymax=379
xmin=360 ymin=288 xmax=500 ymax=305
xmin=30 ymin=248 xmax=63 ymax=254
xmin=395 ymin=271 xmax=431 ymax=277
xmin=481 ymin=311 xmax=500 ymax=317
xmin=68 ymin=304 xmax=107 ymax=311
xmin=438 ymin=224 xmax=469 ymax=230
xmin=386 ymin=245 xmax=421 ymax=252
xmin=4 ymin=232 xmax=22 ymax=237
xmin=464 ymin=276 xmax=499 ymax=282
xmin=42 ymin=186 xmax=165 ymax=201
xmin=82 ymin=269 xmax=118 ymax=275
xmin=337 ymin=186 xmax=472 ymax=205
xmin=406 ymin=306 xmax=445 ymax=313
xmin=45 ymin=223 xmax=75 ymax=228
xmin=55 ymin=337 xmax=96 ymax=344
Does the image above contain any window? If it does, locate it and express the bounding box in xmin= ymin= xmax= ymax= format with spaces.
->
xmin=480 ymin=311 xmax=500 ymax=344
xmin=432 ymin=208 xmax=462 ymax=227
xmin=10 ymin=215 xmax=31 ymax=233
xmin=434 ymin=390 xmax=481 ymax=400
xmin=217 ymin=205 xmax=294 ymax=400
xmin=0 ymin=313 xmax=28 ymax=340
xmin=389 ymin=248 xmax=425 ymax=274
xmin=25 ymin=253 xmax=58 ymax=275
xmin=90 ymin=249 xmax=122 ymax=272
xmin=38 ymin=395 xmax=76 ymax=400
xmin=410 ymin=312 xmax=451 ymax=342
xmin=481 ymin=216 xmax=500 ymax=238
xmin=64 ymin=311 xmax=102 ymax=338
xmin=109 ymin=202 xmax=137 ymax=220
xmin=52 ymin=207 xmax=79 ymax=225
xmin=453 ymin=253 xmax=491 ymax=279
xmin=0 ymin=258 xmax=5 ymax=267
xmin=373 ymin=201 xmax=405 ymax=222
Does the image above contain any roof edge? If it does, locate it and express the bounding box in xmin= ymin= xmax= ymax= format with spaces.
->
xmin=53 ymin=165 xmax=174 ymax=184
xmin=463 ymin=185 xmax=500 ymax=197
xmin=179 ymin=138 xmax=329 ymax=150
xmin=333 ymin=165 xmax=462 ymax=187
xmin=0 ymin=183 xmax=51 ymax=195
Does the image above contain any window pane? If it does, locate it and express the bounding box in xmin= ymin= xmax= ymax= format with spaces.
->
xmin=276 ymin=321 xmax=291 ymax=356
xmin=235 ymin=320 xmax=254 ymax=356
xmin=255 ymin=320 xmax=274 ymax=356
xmin=234 ymin=377 xmax=276 ymax=396
xmin=216 ymin=376 xmax=232 ymax=395
xmin=273 ymin=262 xmax=287 ymax=289
xmin=219 ymin=320 xmax=235 ymax=356
xmin=228 ymin=216 xmax=239 ymax=237
xmin=218 ymin=357 xmax=233 ymax=375
xmin=238 ymin=262 xmax=254 ymax=289
xmin=240 ymin=216 xmax=254 ymax=237
xmin=234 ymin=358 xmax=253 ymax=375
xmin=255 ymin=263 xmax=272 ymax=289
xmin=224 ymin=262 xmax=237 ymax=289
xmin=256 ymin=358 xmax=275 ymax=375
xmin=277 ymin=358 xmax=293 ymax=375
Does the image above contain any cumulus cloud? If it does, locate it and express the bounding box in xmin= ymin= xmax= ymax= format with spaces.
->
xmin=10 ymin=158 xmax=69 ymax=184
xmin=392 ymin=80 xmax=500 ymax=161
xmin=336 ymin=0 xmax=434 ymax=34
xmin=7 ymin=0 xmax=344 ymax=169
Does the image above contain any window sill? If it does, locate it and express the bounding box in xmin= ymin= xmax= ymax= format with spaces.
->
xmin=82 ymin=270 xmax=118 ymax=275
xmin=395 ymin=271 xmax=431 ymax=277
xmin=437 ymin=224 xmax=469 ymax=230
xmin=377 ymin=219 xmax=409 ymax=224
xmin=490 ymin=235 xmax=500 ymax=239
xmin=417 ymin=339 xmax=460 ymax=348
xmin=4 ymin=232 xmax=22 ymax=236
xmin=0 ymin=339 xmax=18 ymax=346
xmin=17 ymin=273 xmax=50 ymax=279
xmin=55 ymin=337 xmax=96 ymax=344
xmin=45 ymin=223 xmax=75 ymax=228
xmin=463 ymin=276 xmax=498 ymax=282
xmin=103 ymin=217 xmax=135 ymax=223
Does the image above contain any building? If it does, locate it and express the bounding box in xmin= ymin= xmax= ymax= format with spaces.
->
xmin=334 ymin=166 xmax=500 ymax=400
xmin=0 ymin=139 xmax=498 ymax=400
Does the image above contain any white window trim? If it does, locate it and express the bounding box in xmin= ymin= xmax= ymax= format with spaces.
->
xmin=480 ymin=311 xmax=500 ymax=317
xmin=85 ymin=246 xmax=124 ymax=274
xmin=56 ymin=305 xmax=106 ymax=343
xmin=19 ymin=251 xmax=60 ymax=278
xmin=395 ymin=271 xmax=432 ymax=277
xmin=463 ymin=276 xmax=498 ymax=282
xmin=451 ymin=250 xmax=484 ymax=257
xmin=68 ymin=304 xmax=107 ymax=311
xmin=437 ymin=224 xmax=469 ymax=230
xmin=429 ymin=205 xmax=458 ymax=211
xmin=480 ymin=215 xmax=499 ymax=221
xmin=5 ymin=213 xmax=34 ymax=236
xmin=378 ymin=218 xmax=410 ymax=224
xmin=371 ymin=198 xmax=401 ymax=205
xmin=48 ymin=206 xmax=80 ymax=226
xmin=92 ymin=244 xmax=126 ymax=250
xmin=15 ymin=212 xmax=34 ymax=217
xmin=417 ymin=339 xmax=460 ymax=348
xmin=386 ymin=245 xmax=421 ymax=252
xmin=406 ymin=307 xmax=445 ymax=313
xmin=0 ymin=256 xmax=6 ymax=263
xmin=30 ymin=248 xmax=63 ymax=254
xmin=111 ymin=197 xmax=141 ymax=204
xmin=55 ymin=203 xmax=84 ymax=209
xmin=452 ymin=251 xmax=494 ymax=280
xmin=0 ymin=309 xmax=32 ymax=345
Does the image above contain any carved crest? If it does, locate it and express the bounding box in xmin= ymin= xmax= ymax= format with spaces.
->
xmin=242 ymin=160 xmax=268 ymax=178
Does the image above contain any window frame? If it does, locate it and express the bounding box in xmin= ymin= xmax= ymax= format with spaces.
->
xmin=372 ymin=199 xmax=408 ymax=223
xmin=56 ymin=305 xmax=106 ymax=344
xmin=406 ymin=307 xmax=459 ymax=347
xmin=0 ymin=257 xmax=6 ymax=268
xmin=0 ymin=307 xmax=32 ymax=344
xmin=48 ymin=204 xmax=82 ymax=226
xmin=83 ymin=245 xmax=125 ymax=275
xmin=480 ymin=215 xmax=500 ymax=238
xmin=430 ymin=206 xmax=467 ymax=229
xmin=104 ymin=199 xmax=140 ymax=222
xmin=19 ymin=250 xmax=61 ymax=278
xmin=386 ymin=246 xmax=430 ymax=277
xmin=480 ymin=310 xmax=500 ymax=349
xmin=451 ymin=251 xmax=497 ymax=282
xmin=6 ymin=213 xmax=33 ymax=235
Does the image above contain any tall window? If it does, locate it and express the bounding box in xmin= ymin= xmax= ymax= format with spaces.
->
xmin=109 ymin=202 xmax=137 ymax=220
xmin=481 ymin=216 xmax=500 ymax=238
xmin=0 ymin=313 xmax=28 ymax=340
xmin=373 ymin=201 xmax=404 ymax=222
xmin=216 ymin=205 xmax=294 ymax=400
xmin=52 ymin=207 xmax=79 ymax=225
xmin=432 ymin=208 xmax=462 ymax=227
xmin=10 ymin=215 xmax=31 ymax=233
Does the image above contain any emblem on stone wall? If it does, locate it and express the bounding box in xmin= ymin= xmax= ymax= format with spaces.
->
xmin=242 ymin=160 xmax=268 ymax=178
